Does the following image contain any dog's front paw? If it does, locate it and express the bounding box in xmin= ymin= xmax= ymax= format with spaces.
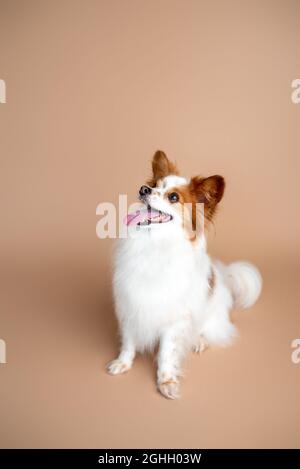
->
xmin=106 ymin=358 xmax=131 ymax=375
xmin=157 ymin=378 xmax=180 ymax=400
xmin=193 ymin=336 xmax=209 ymax=354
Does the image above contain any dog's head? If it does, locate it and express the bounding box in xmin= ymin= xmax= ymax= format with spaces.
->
xmin=126 ymin=150 xmax=225 ymax=240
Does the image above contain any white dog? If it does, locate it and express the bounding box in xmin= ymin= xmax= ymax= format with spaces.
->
xmin=107 ymin=151 xmax=262 ymax=399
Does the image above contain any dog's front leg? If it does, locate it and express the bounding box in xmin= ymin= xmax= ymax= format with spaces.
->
xmin=106 ymin=326 xmax=136 ymax=375
xmin=157 ymin=319 xmax=190 ymax=400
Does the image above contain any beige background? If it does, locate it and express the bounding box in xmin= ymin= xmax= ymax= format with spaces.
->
xmin=0 ymin=0 xmax=300 ymax=448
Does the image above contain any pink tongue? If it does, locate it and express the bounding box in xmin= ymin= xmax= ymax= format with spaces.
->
xmin=125 ymin=208 xmax=160 ymax=226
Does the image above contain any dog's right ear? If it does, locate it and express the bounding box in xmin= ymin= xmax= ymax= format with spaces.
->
xmin=148 ymin=150 xmax=179 ymax=186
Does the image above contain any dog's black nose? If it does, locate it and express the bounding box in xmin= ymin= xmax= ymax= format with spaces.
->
xmin=139 ymin=185 xmax=152 ymax=197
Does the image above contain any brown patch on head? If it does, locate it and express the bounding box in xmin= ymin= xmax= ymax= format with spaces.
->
xmin=163 ymin=185 xmax=205 ymax=238
xmin=163 ymin=174 xmax=225 ymax=240
xmin=164 ymin=185 xmax=199 ymax=238
xmin=147 ymin=150 xmax=179 ymax=187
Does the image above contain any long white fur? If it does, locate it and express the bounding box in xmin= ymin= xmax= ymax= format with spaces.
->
xmin=107 ymin=175 xmax=262 ymax=399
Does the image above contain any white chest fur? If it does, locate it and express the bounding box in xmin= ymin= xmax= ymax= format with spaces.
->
xmin=113 ymin=231 xmax=210 ymax=350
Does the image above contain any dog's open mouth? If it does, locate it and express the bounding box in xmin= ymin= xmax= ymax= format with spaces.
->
xmin=125 ymin=206 xmax=173 ymax=226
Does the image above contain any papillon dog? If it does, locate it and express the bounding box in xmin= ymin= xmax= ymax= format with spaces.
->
xmin=107 ymin=150 xmax=262 ymax=399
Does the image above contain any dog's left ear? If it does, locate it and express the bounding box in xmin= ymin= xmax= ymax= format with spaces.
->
xmin=149 ymin=150 xmax=179 ymax=185
xmin=190 ymin=175 xmax=225 ymax=220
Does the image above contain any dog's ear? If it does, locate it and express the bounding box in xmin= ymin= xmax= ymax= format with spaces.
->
xmin=149 ymin=150 xmax=179 ymax=185
xmin=189 ymin=175 xmax=225 ymax=220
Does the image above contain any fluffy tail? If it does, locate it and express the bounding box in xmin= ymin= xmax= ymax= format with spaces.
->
xmin=225 ymin=261 xmax=262 ymax=309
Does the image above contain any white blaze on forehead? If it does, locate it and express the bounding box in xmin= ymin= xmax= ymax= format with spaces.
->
xmin=161 ymin=175 xmax=187 ymax=189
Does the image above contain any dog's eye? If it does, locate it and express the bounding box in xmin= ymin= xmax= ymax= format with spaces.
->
xmin=168 ymin=192 xmax=179 ymax=203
